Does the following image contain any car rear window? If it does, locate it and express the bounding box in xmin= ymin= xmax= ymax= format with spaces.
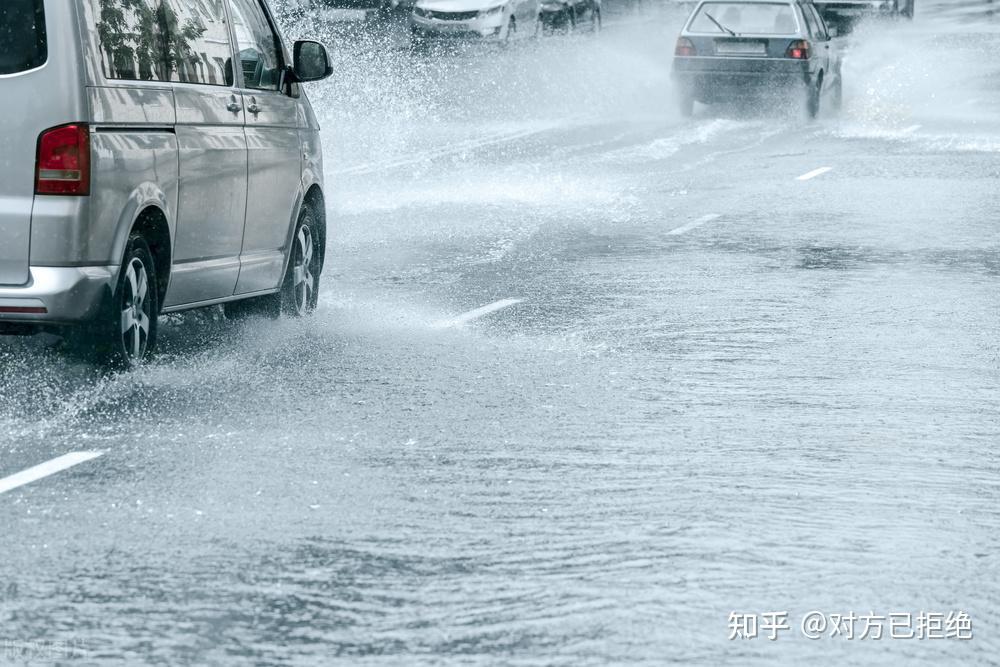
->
xmin=0 ymin=0 xmax=48 ymax=75
xmin=689 ymin=2 xmax=799 ymax=35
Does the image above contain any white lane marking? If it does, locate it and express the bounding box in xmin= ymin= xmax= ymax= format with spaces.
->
xmin=900 ymin=124 xmax=922 ymax=135
xmin=433 ymin=298 xmax=522 ymax=329
xmin=796 ymin=167 xmax=832 ymax=181
xmin=0 ymin=452 xmax=104 ymax=496
xmin=668 ymin=214 xmax=721 ymax=236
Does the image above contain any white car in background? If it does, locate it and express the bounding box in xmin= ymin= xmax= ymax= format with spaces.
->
xmin=410 ymin=0 xmax=541 ymax=44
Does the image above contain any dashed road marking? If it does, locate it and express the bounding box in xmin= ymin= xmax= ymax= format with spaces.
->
xmin=668 ymin=214 xmax=721 ymax=236
xmin=434 ymin=298 xmax=523 ymax=328
xmin=796 ymin=167 xmax=832 ymax=181
xmin=0 ymin=452 xmax=104 ymax=496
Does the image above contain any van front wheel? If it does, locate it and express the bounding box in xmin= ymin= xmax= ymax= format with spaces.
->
xmin=281 ymin=209 xmax=321 ymax=317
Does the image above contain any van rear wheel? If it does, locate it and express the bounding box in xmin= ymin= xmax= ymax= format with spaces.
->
xmin=81 ymin=233 xmax=159 ymax=368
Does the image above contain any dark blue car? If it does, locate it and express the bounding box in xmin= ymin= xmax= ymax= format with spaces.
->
xmin=672 ymin=0 xmax=844 ymax=118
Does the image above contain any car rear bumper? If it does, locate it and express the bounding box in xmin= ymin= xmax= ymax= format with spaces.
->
xmin=673 ymin=57 xmax=812 ymax=99
xmin=0 ymin=266 xmax=116 ymax=332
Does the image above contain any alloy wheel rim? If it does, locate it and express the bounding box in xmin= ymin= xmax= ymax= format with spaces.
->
xmin=120 ymin=258 xmax=151 ymax=360
xmin=292 ymin=225 xmax=315 ymax=315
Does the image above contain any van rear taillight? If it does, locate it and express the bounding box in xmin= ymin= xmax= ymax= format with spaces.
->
xmin=36 ymin=124 xmax=90 ymax=196
xmin=675 ymin=37 xmax=697 ymax=57
xmin=786 ymin=40 xmax=811 ymax=60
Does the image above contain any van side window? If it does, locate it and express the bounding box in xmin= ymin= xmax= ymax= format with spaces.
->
xmin=91 ymin=0 xmax=234 ymax=86
xmin=0 ymin=0 xmax=47 ymax=75
xmin=226 ymin=0 xmax=283 ymax=91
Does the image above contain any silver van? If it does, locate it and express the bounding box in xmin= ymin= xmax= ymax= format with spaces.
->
xmin=0 ymin=0 xmax=333 ymax=366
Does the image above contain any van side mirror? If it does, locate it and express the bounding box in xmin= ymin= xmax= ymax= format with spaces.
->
xmin=292 ymin=40 xmax=333 ymax=83
xmin=828 ymin=25 xmax=839 ymax=38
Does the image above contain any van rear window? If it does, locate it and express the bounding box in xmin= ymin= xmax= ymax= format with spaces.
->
xmin=0 ymin=0 xmax=48 ymax=75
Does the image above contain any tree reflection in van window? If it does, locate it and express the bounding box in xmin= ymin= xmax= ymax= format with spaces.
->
xmin=93 ymin=0 xmax=234 ymax=86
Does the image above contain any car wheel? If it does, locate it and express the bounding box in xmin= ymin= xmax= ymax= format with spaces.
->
xmin=501 ymin=17 xmax=516 ymax=44
xmin=280 ymin=208 xmax=321 ymax=317
xmin=590 ymin=6 xmax=601 ymax=32
xmin=82 ymin=232 xmax=159 ymax=368
xmin=806 ymin=78 xmax=821 ymax=119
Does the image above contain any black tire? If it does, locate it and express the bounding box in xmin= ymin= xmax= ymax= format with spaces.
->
xmin=81 ymin=232 xmax=159 ymax=369
xmin=806 ymin=78 xmax=822 ymax=119
xmin=503 ymin=17 xmax=516 ymax=44
xmin=279 ymin=208 xmax=322 ymax=317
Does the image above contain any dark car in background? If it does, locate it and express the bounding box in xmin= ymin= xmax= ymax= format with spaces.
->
xmin=672 ymin=0 xmax=843 ymax=118
xmin=539 ymin=0 xmax=602 ymax=32
xmin=815 ymin=0 xmax=914 ymax=33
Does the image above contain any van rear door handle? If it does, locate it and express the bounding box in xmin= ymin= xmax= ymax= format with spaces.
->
xmin=247 ymin=98 xmax=261 ymax=115
xmin=226 ymin=97 xmax=242 ymax=113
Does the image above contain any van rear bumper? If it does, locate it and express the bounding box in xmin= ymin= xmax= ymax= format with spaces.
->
xmin=0 ymin=266 xmax=116 ymax=331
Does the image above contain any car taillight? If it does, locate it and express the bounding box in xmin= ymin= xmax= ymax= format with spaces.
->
xmin=36 ymin=124 xmax=90 ymax=196
xmin=675 ymin=37 xmax=696 ymax=57
xmin=786 ymin=40 xmax=811 ymax=60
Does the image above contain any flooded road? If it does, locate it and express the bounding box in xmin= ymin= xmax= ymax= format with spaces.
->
xmin=1 ymin=4 xmax=999 ymax=665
